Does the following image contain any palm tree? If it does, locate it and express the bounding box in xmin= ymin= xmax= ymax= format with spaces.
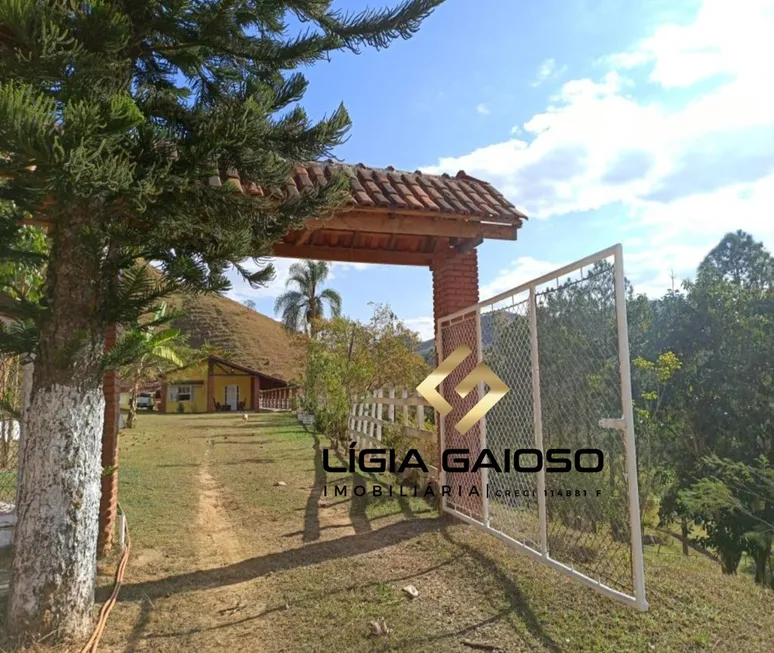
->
xmin=274 ymin=261 xmax=342 ymax=334
xmin=113 ymin=303 xmax=186 ymax=428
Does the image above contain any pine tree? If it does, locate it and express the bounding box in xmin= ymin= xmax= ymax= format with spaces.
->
xmin=0 ymin=0 xmax=443 ymax=639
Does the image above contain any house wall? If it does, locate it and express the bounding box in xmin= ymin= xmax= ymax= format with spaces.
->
xmin=211 ymin=375 xmax=252 ymax=410
xmin=165 ymin=363 xmax=208 ymax=413
xmin=160 ymin=358 xmax=286 ymax=413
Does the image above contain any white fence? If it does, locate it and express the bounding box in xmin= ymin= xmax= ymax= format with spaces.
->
xmin=258 ymin=386 xmax=299 ymax=411
xmin=348 ymin=387 xmax=437 ymax=475
xmin=436 ymin=244 xmax=647 ymax=611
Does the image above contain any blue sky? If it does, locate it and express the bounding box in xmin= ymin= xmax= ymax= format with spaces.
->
xmin=229 ymin=0 xmax=774 ymax=339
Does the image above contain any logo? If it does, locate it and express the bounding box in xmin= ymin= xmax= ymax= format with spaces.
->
xmin=417 ymin=344 xmax=509 ymax=434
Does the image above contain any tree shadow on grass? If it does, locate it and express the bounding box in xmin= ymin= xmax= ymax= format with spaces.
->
xmin=437 ymin=526 xmax=563 ymax=653
xmin=302 ymin=433 xmax=326 ymax=543
xmin=115 ymin=517 xmax=443 ymax=603
xmin=123 ymin=595 xmax=153 ymax=653
xmin=134 ymin=555 xmax=463 ymax=641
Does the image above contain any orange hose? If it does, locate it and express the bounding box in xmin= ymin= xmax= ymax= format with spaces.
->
xmin=80 ymin=504 xmax=131 ymax=653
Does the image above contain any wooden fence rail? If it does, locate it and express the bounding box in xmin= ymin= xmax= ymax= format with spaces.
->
xmin=348 ymin=386 xmax=436 ymax=453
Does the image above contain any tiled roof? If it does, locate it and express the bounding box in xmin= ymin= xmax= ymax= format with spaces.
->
xmin=212 ymin=162 xmax=526 ymax=223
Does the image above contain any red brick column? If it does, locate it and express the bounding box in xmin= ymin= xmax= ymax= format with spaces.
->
xmin=98 ymin=323 xmax=121 ymax=556
xmin=431 ymin=250 xmax=483 ymax=518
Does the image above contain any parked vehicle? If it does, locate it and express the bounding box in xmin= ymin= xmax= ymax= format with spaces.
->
xmin=136 ymin=392 xmax=155 ymax=411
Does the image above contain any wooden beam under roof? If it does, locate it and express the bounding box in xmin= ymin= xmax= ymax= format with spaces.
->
xmin=297 ymin=211 xmax=518 ymax=241
xmin=272 ymin=243 xmax=435 ymax=266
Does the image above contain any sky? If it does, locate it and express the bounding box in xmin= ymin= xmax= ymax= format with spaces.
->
xmin=229 ymin=0 xmax=774 ymax=340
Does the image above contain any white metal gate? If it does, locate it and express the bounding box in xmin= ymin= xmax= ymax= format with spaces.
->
xmin=435 ymin=244 xmax=647 ymax=611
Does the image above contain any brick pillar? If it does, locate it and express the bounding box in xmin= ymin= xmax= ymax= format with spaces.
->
xmin=98 ymin=323 xmax=121 ymax=556
xmin=160 ymin=379 xmax=168 ymax=413
xmin=431 ymin=250 xmax=483 ymax=519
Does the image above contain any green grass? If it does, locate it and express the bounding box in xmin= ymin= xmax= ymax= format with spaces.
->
xmin=4 ymin=412 xmax=773 ymax=652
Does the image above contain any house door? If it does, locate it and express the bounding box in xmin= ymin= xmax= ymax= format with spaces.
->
xmin=225 ymin=385 xmax=239 ymax=411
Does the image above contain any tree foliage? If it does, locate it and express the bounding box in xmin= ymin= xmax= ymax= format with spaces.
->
xmin=0 ymin=0 xmax=443 ymax=638
xmin=109 ymin=301 xmax=186 ymax=428
xmin=274 ymin=259 xmax=341 ymax=334
xmin=632 ymin=231 xmax=774 ymax=584
xmin=303 ymin=303 xmax=428 ymax=443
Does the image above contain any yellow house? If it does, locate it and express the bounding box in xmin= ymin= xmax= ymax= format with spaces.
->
xmin=160 ymin=355 xmax=288 ymax=414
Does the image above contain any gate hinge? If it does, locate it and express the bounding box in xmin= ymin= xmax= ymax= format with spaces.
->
xmin=599 ymin=417 xmax=626 ymax=431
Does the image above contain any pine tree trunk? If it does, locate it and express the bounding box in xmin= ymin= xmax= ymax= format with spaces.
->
xmin=8 ymin=384 xmax=104 ymax=638
xmin=7 ymin=219 xmax=105 ymax=640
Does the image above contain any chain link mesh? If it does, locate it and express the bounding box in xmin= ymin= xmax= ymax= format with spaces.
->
xmin=0 ymin=354 xmax=22 ymax=512
xmin=535 ymin=262 xmax=632 ymax=594
xmin=439 ymin=254 xmax=638 ymax=599
xmin=439 ymin=311 xmax=484 ymax=521
xmin=482 ymin=291 xmax=541 ymax=550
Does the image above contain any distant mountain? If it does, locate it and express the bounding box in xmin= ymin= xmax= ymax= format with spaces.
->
xmin=414 ymin=311 xmax=518 ymax=361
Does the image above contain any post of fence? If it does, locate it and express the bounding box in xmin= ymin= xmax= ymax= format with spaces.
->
xmin=376 ymin=388 xmax=384 ymax=442
xmin=435 ymin=320 xmax=447 ymax=512
xmin=475 ymin=306 xmax=490 ymax=527
xmin=388 ymin=386 xmax=395 ymax=423
xmin=371 ymin=391 xmax=376 ymax=440
xmin=614 ymin=244 xmax=648 ymax=611
xmin=529 ymin=286 xmax=549 ymax=555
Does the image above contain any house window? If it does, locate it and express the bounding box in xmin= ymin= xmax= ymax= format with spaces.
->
xmin=173 ymin=385 xmax=193 ymax=401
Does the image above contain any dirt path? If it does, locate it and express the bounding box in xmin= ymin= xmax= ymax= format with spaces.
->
xmin=196 ymin=456 xmax=244 ymax=568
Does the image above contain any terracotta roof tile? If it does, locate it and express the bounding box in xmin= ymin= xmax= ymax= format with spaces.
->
xmin=209 ymin=162 xmax=526 ymax=223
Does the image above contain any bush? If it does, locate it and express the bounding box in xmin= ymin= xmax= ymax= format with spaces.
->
xmin=303 ymin=304 xmax=430 ymax=445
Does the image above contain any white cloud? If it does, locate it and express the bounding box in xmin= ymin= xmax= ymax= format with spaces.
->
xmin=608 ymin=0 xmax=774 ymax=89
xmin=476 ymin=103 xmax=491 ymax=116
xmin=403 ymin=316 xmax=435 ymax=341
xmin=532 ymin=57 xmax=567 ymax=87
xmin=422 ymin=0 xmax=774 ymax=295
xmin=480 ymin=256 xmax=562 ymax=298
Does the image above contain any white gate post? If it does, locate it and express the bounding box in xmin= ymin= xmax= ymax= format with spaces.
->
xmin=435 ymin=322 xmax=447 ymax=511
xmin=529 ymin=286 xmax=548 ymax=556
xmin=476 ymin=307 xmax=490 ymax=527
xmin=614 ymin=245 xmax=648 ymax=611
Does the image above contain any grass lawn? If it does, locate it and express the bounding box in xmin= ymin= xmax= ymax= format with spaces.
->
xmin=3 ymin=412 xmax=773 ymax=652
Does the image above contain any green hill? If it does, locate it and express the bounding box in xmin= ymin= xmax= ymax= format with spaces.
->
xmin=169 ymin=292 xmax=306 ymax=383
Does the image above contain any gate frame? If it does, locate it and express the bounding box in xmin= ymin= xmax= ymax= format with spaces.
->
xmin=436 ymin=244 xmax=648 ymax=612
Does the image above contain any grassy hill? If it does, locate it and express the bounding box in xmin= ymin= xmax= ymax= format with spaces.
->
xmin=168 ymin=292 xmax=306 ymax=382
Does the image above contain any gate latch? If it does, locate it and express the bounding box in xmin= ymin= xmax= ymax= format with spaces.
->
xmin=599 ymin=417 xmax=626 ymax=431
